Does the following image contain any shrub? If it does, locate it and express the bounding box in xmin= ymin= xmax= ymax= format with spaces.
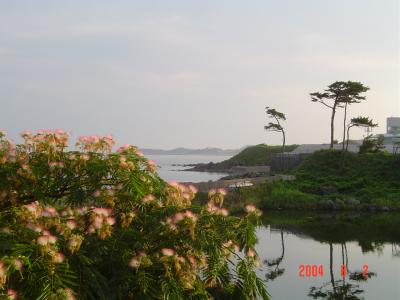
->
xmin=0 ymin=130 xmax=268 ymax=300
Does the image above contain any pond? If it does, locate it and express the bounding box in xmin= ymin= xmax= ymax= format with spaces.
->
xmin=255 ymin=212 xmax=400 ymax=299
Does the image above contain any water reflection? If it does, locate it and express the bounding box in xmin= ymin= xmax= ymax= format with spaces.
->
xmin=264 ymin=230 xmax=285 ymax=281
xmin=258 ymin=212 xmax=400 ymax=299
xmin=308 ymin=242 xmax=377 ymax=299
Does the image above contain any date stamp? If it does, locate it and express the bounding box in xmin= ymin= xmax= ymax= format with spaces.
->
xmin=299 ymin=264 xmax=369 ymax=278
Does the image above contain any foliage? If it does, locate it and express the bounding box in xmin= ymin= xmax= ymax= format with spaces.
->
xmin=218 ymin=150 xmax=400 ymax=212
xmin=346 ymin=116 xmax=378 ymax=151
xmin=310 ymin=81 xmax=369 ymax=148
xmin=264 ymin=107 xmax=287 ymax=169
xmin=358 ymin=135 xmax=385 ymax=154
xmin=0 ymin=130 xmax=268 ymax=300
xmin=193 ymin=144 xmax=299 ymax=172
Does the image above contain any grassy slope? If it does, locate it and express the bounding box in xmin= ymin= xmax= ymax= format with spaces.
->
xmin=194 ymin=144 xmax=298 ymax=171
xmin=220 ymin=150 xmax=400 ymax=211
xmin=294 ymin=150 xmax=400 ymax=201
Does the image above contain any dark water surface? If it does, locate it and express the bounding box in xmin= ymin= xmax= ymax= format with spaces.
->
xmin=256 ymin=212 xmax=400 ymax=299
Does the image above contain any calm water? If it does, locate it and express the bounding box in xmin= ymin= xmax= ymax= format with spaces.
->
xmin=146 ymin=154 xmax=230 ymax=182
xmin=257 ymin=213 xmax=400 ymax=299
xmin=147 ymin=155 xmax=400 ymax=299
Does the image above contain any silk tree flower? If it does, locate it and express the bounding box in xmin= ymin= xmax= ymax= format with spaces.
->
xmin=188 ymin=185 xmax=198 ymax=194
xmin=37 ymin=234 xmax=57 ymax=245
xmin=142 ymin=194 xmax=155 ymax=204
xmin=66 ymin=219 xmax=77 ymax=230
xmin=67 ymin=235 xmax=83 ymax=254
xmin=129 ymin=257 xmax=140 ymax=268
xmin=0 ymin=261 xmax=6 ymax=286
xmin=52 ymin=252 xmax=65 ymax=264
xmin=105 ymin=217 xmax=115 ymax=225
xmin=246 ymin=249 xmax=256 ymax=258
xmin=161 ymin=248 xmax=175 ymax=256
xmin=217 ymin=188 xmax=227 ymax=196
xmin=7 ymin=289 xmax=17 ymax=300
xmin=245 ymin=204 xmax=256 ymax=213
xmin=13 ymin=259 xmax=23 ymax=271
xmin=21 ymin=130 xmax=32 ymax=138
xmin=117 ymin=144 xmax=131 ymax=153
xmin=208 ymin=189 xmax=216 ymax=197
xmin=129 ymin=251 xmax=146 ymax=268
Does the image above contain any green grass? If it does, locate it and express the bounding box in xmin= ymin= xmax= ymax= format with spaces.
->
xmin=217 ymin=150 xmax=400 ymax=212
xmin=195 ymin=144 xmax=298 ymax=171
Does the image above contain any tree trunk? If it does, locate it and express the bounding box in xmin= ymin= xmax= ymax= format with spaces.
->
xmin=282 ymin=129 xmax=286 ymax=170
xmin=342 ymin=103 xmax=348 ymax=150
xmin=330 ymin=103 xmax=337 ymax=149
xmin=280 ymin=230 xmax=285 ymax=259
xmin=346 ymin=125 xmax=352 ymax=152
xmin=330 ymin=243 xmax=336 ymax=293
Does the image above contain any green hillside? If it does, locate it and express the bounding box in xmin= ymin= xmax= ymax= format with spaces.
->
xmin=293 ymin=150 xmax=400 ymax=201
xmin=219 ymin=150 xmax=400 ymax=212
xmin=191 ymin=144 xmax=298 ymax=171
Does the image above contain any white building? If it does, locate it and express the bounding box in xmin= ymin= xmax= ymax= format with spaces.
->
xmin=377 ymin=117 xmax=400 ymax=153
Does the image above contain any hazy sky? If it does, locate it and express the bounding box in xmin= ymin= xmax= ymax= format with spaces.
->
xmin=1 ymin=0 xmax=399 ymax=149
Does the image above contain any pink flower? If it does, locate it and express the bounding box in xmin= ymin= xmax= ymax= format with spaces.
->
xmin=7 ymin=289 xmax=17 ymax=300
xmin=13 ymin=258 xmax=23 ymax=271
xmin=55 ymin=129 xmax=65 ymax=135
xmin=188 ymin=185 xmax=198 ymax=194
xmin=37 ymin=235 xmax=49 ymax=245
xmin=21 ymin=130 xmax=32 ymax=137
xmin=92 ymin=216 xmax=103 ymax=229
xmin=66 ymin=220 xmax=77 ymax=230
xmin=168 ymin=181 xmax=179 ymax=187
xmin=53 ymin=252 xmax=65 ymax=263
xmin=105 ymin=217 xmax=115 ymax=225
xmin=184 ymin=210 xmax=198 ymax=222
xmin=245 ymin=204 xmax=256 ymax=213
xmin=48 ymin=235 xmax=57 ymax=244
xmin=129 ymin=257 xmax=140 ymax=268
xmin=79 ymin=136 xmax=89 ymax=143
xmin=161 ymin=248 xmax=175 ymax=256
xmin=117 ymin=144 xmax=131 ymax=153
xmin=217 ymin=188 xmax=227 ymax=196
xmin=142 ymin=194 xmax=155 ymax=204
xmin=246 ymin=249 xmax=255 ymax=258
xmin=208 ymin=189 xmax=216 ymax=196
xmin=90 ymin=135 xmax=100 ymax=143
xmin=220 ymin=208 xmax=229 ymax=217
xmin=173 ymin=212 xmax=184 ymax=223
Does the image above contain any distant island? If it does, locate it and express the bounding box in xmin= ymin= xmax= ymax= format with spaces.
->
xmin=140 ymin=147 xmax=243 ymax=156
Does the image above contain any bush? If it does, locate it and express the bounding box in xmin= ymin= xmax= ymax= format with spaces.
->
xmin=0 ymin=130 xmax=268 ymax=300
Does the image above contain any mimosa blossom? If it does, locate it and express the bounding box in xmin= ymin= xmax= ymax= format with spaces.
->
xmin=0 ymin=261 xmax=6 ymax=286
xmin=37 ymin=234 xmax=57 ymax=245
xmin=161 ymin=248 xmax=175 ymax=256
xmin=66 ymin=220 xmax=77 ymax=230
xmin=53 ymin=252 xmax=65 ymax=263
xmin=7 ymin=289 xmax=17 ymax=300
xmin=0 ymin=129 xmax=265 ymax=298
xmin=13 ymin=259 xmax=23 ymax=271
xmin=246 ymin=249 xmax=256 ymax=258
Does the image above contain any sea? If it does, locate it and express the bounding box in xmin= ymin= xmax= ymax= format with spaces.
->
xmin=145 ymin=154 xmax=230 ymax=183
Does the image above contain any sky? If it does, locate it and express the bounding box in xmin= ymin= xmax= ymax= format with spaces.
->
xmin=1 ymin=0 xmax=399 ymax=149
